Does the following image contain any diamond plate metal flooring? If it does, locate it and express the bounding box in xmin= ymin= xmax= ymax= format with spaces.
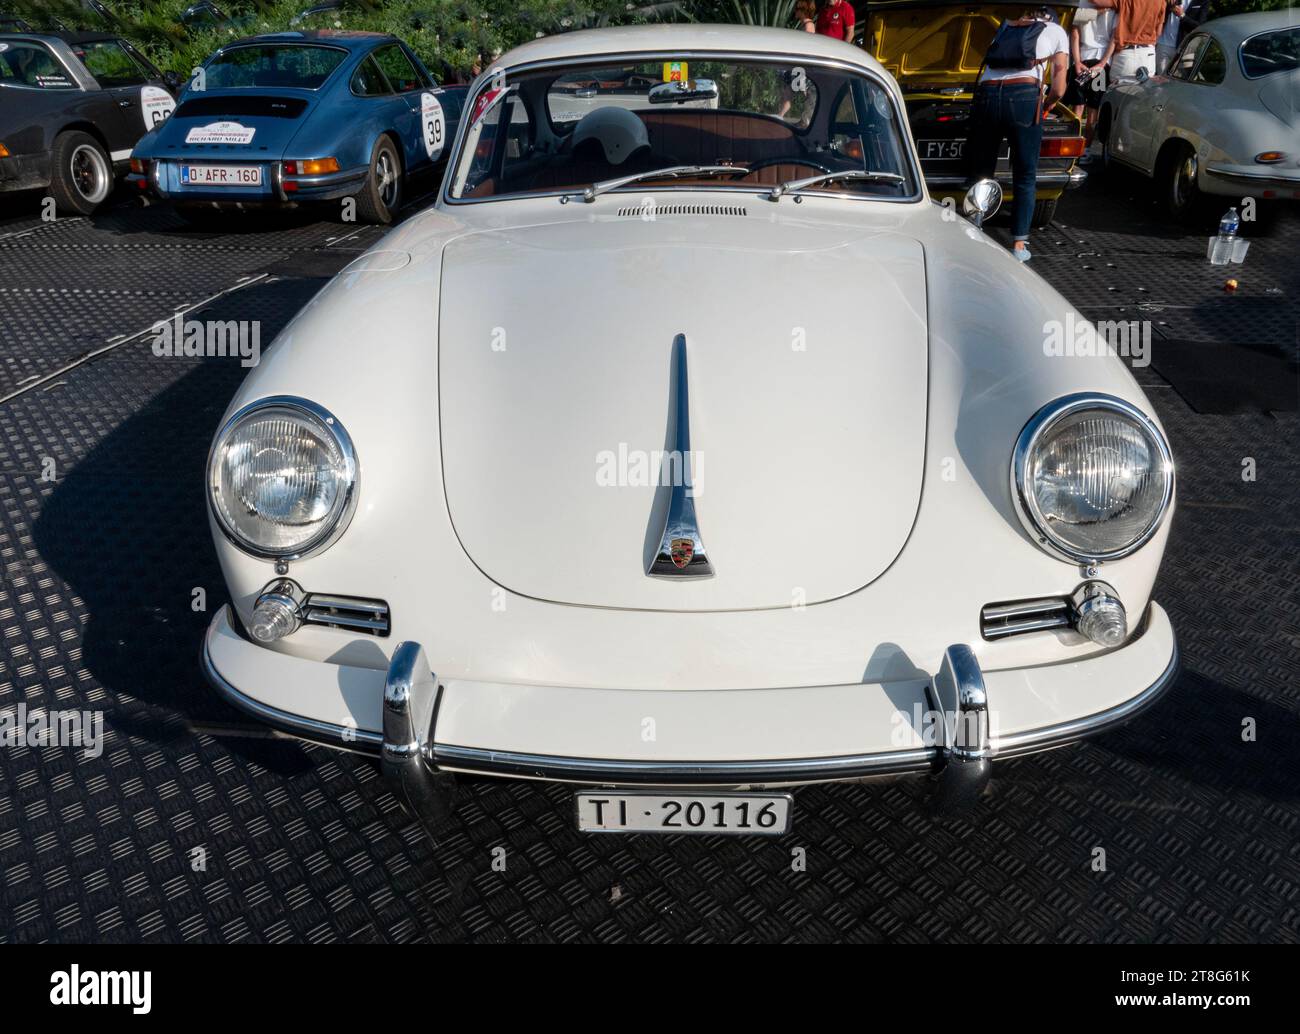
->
xmin=0 ymin=183 xmax=1297 ymax=943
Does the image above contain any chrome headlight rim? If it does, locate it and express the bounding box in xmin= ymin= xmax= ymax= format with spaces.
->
xmin=1011 ymin=392 xmax=1174 ymax=564
xmin=207 ymin=395 xmax=358 ymax=561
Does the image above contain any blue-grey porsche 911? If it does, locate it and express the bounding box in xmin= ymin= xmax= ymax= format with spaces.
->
xmin=128 ymin=29 xmax=466 ymax=224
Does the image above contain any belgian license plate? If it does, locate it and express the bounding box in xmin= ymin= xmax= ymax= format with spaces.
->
xmin=180 ymin=164 xmax=263 ymax=186
xmin=576 ymin=790 xmax=792 ymax=836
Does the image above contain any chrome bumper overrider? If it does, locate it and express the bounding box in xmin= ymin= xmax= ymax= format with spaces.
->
xmin=202 ymin=611 xmax=1179 ymax=834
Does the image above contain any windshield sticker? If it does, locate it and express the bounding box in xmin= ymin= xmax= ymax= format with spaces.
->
xmin=662 ymin=61 xmax=688 ymax=82
xmin=421 ymin=91 xmax=445 ymax=159
xmin=184 ymin=121 xmax=255 ymax=145
xmin=141 ymin=85 xmax=175 ymax=130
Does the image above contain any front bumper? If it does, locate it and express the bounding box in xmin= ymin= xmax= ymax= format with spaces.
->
xmin=203 ymin=601 xmax=1178 ymax=826
xmin=927 ymin=167 xmax=1088 ymax=195
xmin=0 ymin=151 xmax=52 ymax=193
xmin=1201 ymin=162 xmax=1300 ymax=199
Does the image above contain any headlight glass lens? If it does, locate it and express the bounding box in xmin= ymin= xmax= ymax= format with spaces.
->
xmin=209 ymin=401 xmax=355 ymax=557
xmin=1019 ymin=400 xmax=1172 ymax=561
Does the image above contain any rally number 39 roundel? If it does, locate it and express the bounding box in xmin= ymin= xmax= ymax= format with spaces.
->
xmin=421 ymin=92 xmax=445 ymax=160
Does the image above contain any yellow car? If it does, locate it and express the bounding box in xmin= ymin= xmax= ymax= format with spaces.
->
xmin=861 ymin=0 xmax=1088 ymax=226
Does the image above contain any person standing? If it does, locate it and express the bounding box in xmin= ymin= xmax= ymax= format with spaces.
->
xmin=1091 ymin=0 xmax=1167 ymax=78
xmin=815 ymin=0 xmax=855 ymax=43
xmin=1155 ymin=1 xmax=1188 ymax=73
xmin=794 ymin=0 xmax=817 ymax=32
xmin=965 ymin=7 xmax=1070 ymax=262
xmin=1066 ymin=1 xmax=1115 ymax=155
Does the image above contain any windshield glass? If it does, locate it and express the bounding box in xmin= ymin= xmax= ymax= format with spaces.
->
xmin=449 ymin=57 xmax=918 ymax=201
xmin=1240 ymin=27 xmax=1300 ymax=78
xmin=205 ymin=44 xmax=347 ymax=89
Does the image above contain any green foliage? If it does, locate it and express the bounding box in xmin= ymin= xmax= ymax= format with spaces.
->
xmin=725 ymin=0 xmax=795 ymax=28
xmin=4 ymin=0 xmax=653 ymax=81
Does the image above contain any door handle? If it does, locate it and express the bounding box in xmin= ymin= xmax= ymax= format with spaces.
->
xmin=1152 ymin=104 xmax=1164 ymax=112
xmin=118 ymin=98 xmax=134 ymax=108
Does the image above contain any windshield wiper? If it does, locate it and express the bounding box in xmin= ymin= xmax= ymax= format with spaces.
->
xmin=768 ymin=169 xmax=905 ymax=201
xmin=576 ymin=165 xmax=748 ymax=203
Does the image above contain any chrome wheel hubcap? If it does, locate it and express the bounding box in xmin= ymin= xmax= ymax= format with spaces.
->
xmin=70 ymin=144 xmax=109 ymax=203
xmin=377 ymin=152 xmax=397 ymax=208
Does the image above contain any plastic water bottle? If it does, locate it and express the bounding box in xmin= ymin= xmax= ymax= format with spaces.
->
xmin=1208 ymin=207 xmax=1240 ymax=265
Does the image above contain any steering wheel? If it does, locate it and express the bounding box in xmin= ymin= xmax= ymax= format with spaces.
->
xmin=743 ymin=157 xmax=835 ymax=175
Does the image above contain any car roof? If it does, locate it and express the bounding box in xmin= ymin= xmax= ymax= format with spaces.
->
xmin=493 ymin=24 xmax=888 ymax=78
xmin=1196 ymin=10 xmax=1300 ymax=47
xmin=225 ymin=29 xmax=393 ymax=51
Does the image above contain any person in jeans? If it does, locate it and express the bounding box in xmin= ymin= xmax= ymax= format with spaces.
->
xmin=1092 ymin=0 xmax=1167 ymax=78
xmin=965 ymin=7 xmax=1070 ymax=262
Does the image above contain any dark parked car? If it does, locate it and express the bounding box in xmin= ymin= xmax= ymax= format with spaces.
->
xmin=0 ymin=31 xmax=179 ymax=213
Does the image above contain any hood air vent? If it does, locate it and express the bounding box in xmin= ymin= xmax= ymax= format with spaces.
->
xmin=615 ymin=204 xmax=748 ymax=218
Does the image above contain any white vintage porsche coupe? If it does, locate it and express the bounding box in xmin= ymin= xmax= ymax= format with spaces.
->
xmin=1099 ymin=11 xmax=1300 ymax=219
xmin=202 ymin=25 xmax=1178 ymax=837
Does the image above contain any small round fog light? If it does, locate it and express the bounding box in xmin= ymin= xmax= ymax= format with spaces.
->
xmin=1071 ymin=581 xmax=1127 ymax=647
xmin=250 ymin=581 xmax=304 ymax=643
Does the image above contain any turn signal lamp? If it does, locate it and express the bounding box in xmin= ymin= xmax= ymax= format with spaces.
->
xmin=300 ymin=157 xmax=340 ymax=175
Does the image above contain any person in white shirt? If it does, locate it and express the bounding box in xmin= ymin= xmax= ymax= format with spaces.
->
xmin=1156 ymin=2 xmax=1187 ymax=74
xmin=1066 ymin=2 xmax=1116 ymax=153
xmin=966 ymin=7 xmax=1071 ymax=261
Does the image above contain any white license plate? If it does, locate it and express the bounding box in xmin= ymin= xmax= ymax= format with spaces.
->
xmin=180 ymin=164 xmax=263 ymax=186
xmin=576 ymin=790 xmax=792 ymax=836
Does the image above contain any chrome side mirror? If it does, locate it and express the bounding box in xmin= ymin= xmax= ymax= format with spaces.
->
xmin=961 ymin=178 xmax=1003 ymax=227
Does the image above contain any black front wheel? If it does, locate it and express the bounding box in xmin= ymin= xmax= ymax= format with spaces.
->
xmin=49 ymin=131 xmax=113 ymax=215
xmin=1158 ymin=141 xmax=1203 ymax=222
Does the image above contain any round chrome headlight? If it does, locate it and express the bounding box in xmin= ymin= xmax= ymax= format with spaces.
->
xmin=1012 ymin=393 xmax=1173 ymax=563
xmin=208 ymin=396 xmax=357 ymax=559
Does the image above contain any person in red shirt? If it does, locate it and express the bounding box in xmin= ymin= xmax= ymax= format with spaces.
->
xmin=816 ymin=0 xmax=855 ymax=42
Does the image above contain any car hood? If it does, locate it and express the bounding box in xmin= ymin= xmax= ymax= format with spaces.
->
xmin=146 ymin=88 xmax=318 ymax=157
xmin=437 ymin=213 xmax=928 ymax=612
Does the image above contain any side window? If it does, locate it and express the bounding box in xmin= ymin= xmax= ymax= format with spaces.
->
xmin=76 ymin=39 xmax=149 ymax=88
xmin=1170 ymin=35 xmax=1206 ymax=80
xmin=1192 ymin=37 xmax=1226 ymax=84
xmin=373 ymin=44 xmax=420 ymax=93
xmin=0 ymin=42 xmax=77 ymax=89
xmin=351 ymin=56 xmax=389 ymax=97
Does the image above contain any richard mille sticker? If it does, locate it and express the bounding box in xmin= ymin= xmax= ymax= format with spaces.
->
xmin=185 ymin=121 xmax=255 ymax=145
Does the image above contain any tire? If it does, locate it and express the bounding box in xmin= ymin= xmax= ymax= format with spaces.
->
xmin=353 ymin=136 xmax=402 ymax=225
xmin=49 ymin=130 xmax=113 ymax=215
xmin=1156 ymin=140 xmax=1203 ymax=222
xmin=1031 ymin=197 xmax=1058 ymax=228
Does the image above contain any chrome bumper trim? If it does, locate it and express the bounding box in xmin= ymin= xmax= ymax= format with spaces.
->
xmin=994 ymin=637 xmax=1180 ymax=758
xmin=202 ymin=611 xmax=1180 ymax=827
xmin=431 ymin=742 xmax=938 ymax=784
xmin=1204 ymin=164 xmax=1300 ymax=182
xmin=926 ymin=169 xmax=1086 ymax=189
xmin=201 ymin=631 xmax=382 ymax=753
